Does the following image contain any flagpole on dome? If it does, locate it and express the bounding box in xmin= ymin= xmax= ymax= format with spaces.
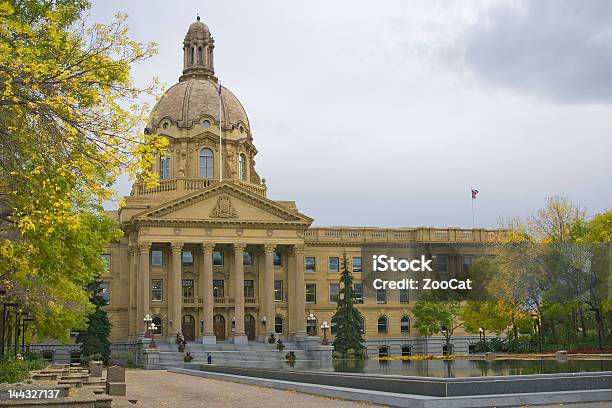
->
xmin=218 ymin=81 xmax=223 ymax=182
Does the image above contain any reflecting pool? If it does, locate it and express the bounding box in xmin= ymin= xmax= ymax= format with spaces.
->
xmin=216 ymin=358 xmax=612 ymax=378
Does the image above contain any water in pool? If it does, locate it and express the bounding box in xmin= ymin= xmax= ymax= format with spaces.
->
xmin=217 ymin=358 xmax=612 ymax=378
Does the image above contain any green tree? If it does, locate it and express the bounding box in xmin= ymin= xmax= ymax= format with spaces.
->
xmin=460 ymin=301 xmax=510 ymax=339
xmin=413 ymin=300 xmax=462 ymax=354
xmin=0 ymin=0 xmax=165 ymax=339
xmin=76 ymin=277 xmax=112 ymax=362
xmin=331 ymin=254 xmax=366 ymax=359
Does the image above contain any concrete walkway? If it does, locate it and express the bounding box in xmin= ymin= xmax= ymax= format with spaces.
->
xmin=111 ymin=369 xmax=384 ymax=407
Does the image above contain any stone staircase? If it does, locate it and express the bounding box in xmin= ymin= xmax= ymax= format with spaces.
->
xmin=156 ymin=341 xmax=310 ymax=368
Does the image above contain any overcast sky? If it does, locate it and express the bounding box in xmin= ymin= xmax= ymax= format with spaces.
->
xmin=92 ymin=0 xmax=612 ymax=228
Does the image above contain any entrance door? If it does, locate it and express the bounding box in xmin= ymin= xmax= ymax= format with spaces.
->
xmin=245 ymin=315 xmax=256 ymax=341
xmin=182 ymin=315 xmax=195 ymax=341
xmin=213 ymin=315 xmax=225 ymax=341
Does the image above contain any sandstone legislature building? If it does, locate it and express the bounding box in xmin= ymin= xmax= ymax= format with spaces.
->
xmin=99 ymin=17 xmax=498 ymax=357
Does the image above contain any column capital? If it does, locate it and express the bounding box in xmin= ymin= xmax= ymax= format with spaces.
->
xmin=263 ymin=244 xmax=276 ymax=254
xmin=233 ymin=242 xmax=247 ymax=252
xmin=290 ymin=244 xmax=305 ymax=256
xmin=137 ymin=241 xmax=152 ymax=253
xmin=171 ymin=241 xmax=184 ymax=253
xmin=127 ymin=243 xmax=135 ymax=255
xmin=202 ymin=242 xmax=215 ymax=253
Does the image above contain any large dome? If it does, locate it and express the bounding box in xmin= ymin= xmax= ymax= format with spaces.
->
xmin=149 ymin=78 xmax=250 ymax=132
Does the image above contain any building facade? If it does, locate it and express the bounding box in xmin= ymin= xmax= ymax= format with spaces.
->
xmin=101 ymin=17 xmax=499 ymax=356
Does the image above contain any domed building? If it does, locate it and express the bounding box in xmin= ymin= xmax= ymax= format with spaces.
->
xmin=87 ymin=17 xmax=499 ymax=363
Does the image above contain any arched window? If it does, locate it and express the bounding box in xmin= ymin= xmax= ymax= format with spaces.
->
xmin=198 ymin=47 xmax=203 ymax=64
xmin=238 ymin=153 xmax=247 ymax=181
xmin=152 ymin=316 xmax=163 ymax=335
xmin=274 ymin=315 xmax=284 ymax=334
xmin=401 ymin=316 xmax=410 ymax=334
xmin=190 ymin=47 xmax=194 ymax=64
xmin=160 ymin=153 xmax=171 ymax=179
xmin=199 ymin=148 xmax=214 ymax=178
xmin=378 ymin=346 xmax=389 ymax=358
xmin=377 ymin=316 xmax=388 ymax=334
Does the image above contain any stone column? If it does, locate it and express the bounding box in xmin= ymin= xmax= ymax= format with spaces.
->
xmin=263 ymin=244 xmax=276 ymax=339
xmin=233 ymin=243 xmax=248 ymax=344
xmin=201 ymin=243 xmax=216 ymax=344
xmin=170 ymin=242 xmax=183 ymax=338
xmin=138 ymin=241 xmax=151 ymax=335
xmin=127 ymin=244 xmax=136 ymax=339
xmin=293 ymin=245 xmax=307 ymax=337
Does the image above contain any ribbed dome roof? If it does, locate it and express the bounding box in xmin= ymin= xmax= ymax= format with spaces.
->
xmin=149 ymin=78 xmax=250 ymax=133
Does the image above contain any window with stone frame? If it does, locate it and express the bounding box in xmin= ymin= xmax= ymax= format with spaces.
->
xmin=436 ymin=254 xmax=448 ymax=273
xmin=305 ymin=256 xmax=316 ymax=272
xmin=274 ymin=280 xmax=283 ymax=302
xmin=400 ymin=288 xmax=409 ymax=304
xmin=99 ymin=282 xmax=110 ymax=304
xmin=462 ymin=255 xmax=473 ymax=272
xmin=329 ymin=283 xmax=339 ymax=304
xmin=212 ymin=251 xmax=224 ymax=267
xmin=377 ymin=316 xmax=388 ymax=334
xmin=274 ymin=315 xmax=284 ymax=334
xmin=273 ymin=251 xmax=282 ymax=266
xmin=306 ymin=283 xmax=316 ymax=304
xmin=243 ymin=251 xmax=253 ymax=266
xmin=352 ymin=256 xmax=362 ymax=272
xmin=354 ymin=283 xmax=364 ymax=304
xmin=182 ymin=251 xmax=194 ymax=266
xmin=151 ymin=279 xmax=163 ymax=302
xmin=376 ymin=288 xmax=387 ymax=304
xmin=101 ymin=254 xmax=111 ymax=272
xmin=182 ymin=279 xmax=194 ymax=299
xmin=244 ymin=280 xmax=254 ymax=298
xmin=328 ymin=256 xmax=339 ymax=272
xmin=401 ymin=316 xmax=411 ymax=333
xmin=213 ymin=279 xmax=224 ymax=298
xmin=151 ymin=250 xmax=163 ymax=266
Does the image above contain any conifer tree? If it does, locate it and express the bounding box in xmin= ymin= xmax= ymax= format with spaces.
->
xmin=76 ymin=277 xmax=112 ymax=363
xmin=331 ymin=253 xmax=366 ymax=358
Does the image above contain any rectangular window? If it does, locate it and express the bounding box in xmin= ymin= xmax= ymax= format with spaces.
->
xmin=182 ymin=251 xmax=194 ymax=266
xmin=182 ymin=279 xmax=194 ymax=298
xmin=101 ymin=254 xmax=111 ymax=272
xmin=274 ymin=280 xmax=283 ymax=302
xmin=273 ymin=251 xmax=282 ymax=266
xmin=463 ymin=256 xmax=473 ymax=272
xmin=354 ymin=284 xmax=364 ymax=304
xmin=160 ymin=155 xmax=170 ymax=179
xmin=151 ymin=279 xmax=163 ymax=302
xmin=306 ymin=284 xmax=317 ymax=304
xmin=329 ymin=283 xmax=340 ymax=304
xmin=151 ymin=250 xmax=163 ymax=266
xmin=213 ymin=251 xmax=224 ymax=267
xmin=305 ymin=256 xmax=316 ymax=272
xmin=400 ymin=288 xmax=409 ymax=304
xmin=352 ymin=256 xmax=362 ymax=272
xmin=328 ymin=256 xmax=339 ymax=273
xmin=243 ymin=251 xmax=253 ymax=266
xmin=244 ymin=280 xmax=254 ymax=298
xmin=213 ymin=279 xmax=224 ymax=298
xmin=99 ymin=282 xmax=110 ymax=304
xmin=376 ymin=288 xmax=387 ymax=304
xmin=436 ymin=255 xmax=448 ymax=273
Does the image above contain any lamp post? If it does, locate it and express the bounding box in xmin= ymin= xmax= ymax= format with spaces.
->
xmin=20 ymin=316 xmax=34 ymax=353
xmin=143 ymin=314 xmax=152 ymax=339
xmin=320 ymin=321 xmax=330 ymax=345
xmin=148 ymin=322 xmax=157 ymax=349
xmin=441 ymin=326 xmax=449 ymax=355
xmin=307 ymin=313 xmax=316 ymax=336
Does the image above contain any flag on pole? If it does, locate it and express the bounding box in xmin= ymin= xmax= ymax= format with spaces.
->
xmin=471 ymin=188 xmax=479 ymax=200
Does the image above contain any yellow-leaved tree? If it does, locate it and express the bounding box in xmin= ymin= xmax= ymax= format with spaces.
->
xmin=0 ymin=0 xmax=167 ymax=341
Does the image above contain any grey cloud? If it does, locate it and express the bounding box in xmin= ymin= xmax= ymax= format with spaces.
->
xmin=452 ymin=0 xmax=612 ymax=103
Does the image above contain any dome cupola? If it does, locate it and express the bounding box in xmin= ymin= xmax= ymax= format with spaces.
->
xmin=181 ymin=15 xmax=215 ymax=81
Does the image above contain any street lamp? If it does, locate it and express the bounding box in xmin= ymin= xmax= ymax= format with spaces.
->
xmin=20 ymin=316 xmax=34 ymax=353
xmin=479 ymin=327 xmax=485 ymax=342
xmin=148 ymin=322 xmax=157 ymax=349
xmin=307 ymin=313 xmax=316 ymax=336
xmin=320 ymin=321 xmax=330 ymax=345
xmin=143 ymin=314 xmax=152 ymax=338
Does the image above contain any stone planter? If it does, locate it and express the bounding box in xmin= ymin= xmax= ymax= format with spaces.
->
xmin=109 ymin=358 xmax=127 ymax=367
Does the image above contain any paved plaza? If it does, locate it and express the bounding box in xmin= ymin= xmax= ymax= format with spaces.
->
xmin=111 ymin=369 xmax=383 ymax=407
